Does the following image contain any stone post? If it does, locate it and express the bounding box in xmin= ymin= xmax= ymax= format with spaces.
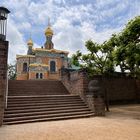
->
xmin=86 ymin=79 xmax=105 ymax=116
xmin=86 ymin=94 xmax=95 ymax=112
xmin=93 ymin=95 xmax=105 ymax=116
xmin=0 ymin=41 xmax=8 ymax=126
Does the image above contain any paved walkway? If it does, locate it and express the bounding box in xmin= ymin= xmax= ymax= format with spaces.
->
xmin=0 ymin=104 xmax=140 ymax=140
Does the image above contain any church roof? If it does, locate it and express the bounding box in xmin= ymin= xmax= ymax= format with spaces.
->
xmin=16 ymin=55 xmax=35 ymax=59
xmin=33 ymin=48 xmax=69 ymax=54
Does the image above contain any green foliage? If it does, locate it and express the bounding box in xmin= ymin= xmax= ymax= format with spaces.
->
xmin=72 ymin=39 xmax=115 ymax=76
xmin=71 ymin=51 xmax=82 ymax=66
xmin=113 ymin=16 xmax=140 ymax=76
xmin=72 ymin=16 xmax=140 ymax=77
xmin=8 ymin=64 xmax=16 ymax=80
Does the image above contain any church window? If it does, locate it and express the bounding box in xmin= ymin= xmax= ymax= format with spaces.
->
xmin=23 ymin=63 xmax=28 ymax=72
xmin=50 ymin=61 xmax=56 ymax=72
xmin=40 ymin=73 xmax=43 ymax=79
xmin=36 ymin=73 xmax=43 ymax=79
xmin=36 ymin=73 xmax=39 ymax=79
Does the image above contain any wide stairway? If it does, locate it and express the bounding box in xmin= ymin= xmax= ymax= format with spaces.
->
xmin=4 ymin=80 xmax=94 ymax=125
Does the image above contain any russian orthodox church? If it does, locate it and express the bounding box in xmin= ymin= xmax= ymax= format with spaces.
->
xmin=16 ymin=20 xmax=69 ymax=80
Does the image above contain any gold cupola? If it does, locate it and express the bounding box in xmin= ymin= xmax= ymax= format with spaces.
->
xmin=27 ymin=38 xmax=33 ymax=47
xmin=45 ymin=26 xmax=53 ymax=36
xmin=45 ymin=18 xmax=53 ymax=36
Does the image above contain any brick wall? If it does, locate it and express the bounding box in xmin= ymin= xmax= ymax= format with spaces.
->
xmin=61 ymin=70 xmax=88 ymax=101
xmin=16 ymin=73 xmax=28 ymax=80
xmin=0 ymin=41 xmax=8 ymax=126
xmin=102 ymin=77 xmax=138 ymax=104
xmin=61 ymin=70 xmax=140 ymax=104
xmin=48 ymin=72 xmax=60 ymax=80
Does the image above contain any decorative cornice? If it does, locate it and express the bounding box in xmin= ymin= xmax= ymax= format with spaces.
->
xmin=33 ymin=48 xmax=69 ymax=54
xmin=16 ymin=55 xmax=35 ymax=58
xmin=29 ymin=63 xmax=48 ymax=67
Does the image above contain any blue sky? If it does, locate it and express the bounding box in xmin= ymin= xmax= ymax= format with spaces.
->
xmin=1 ymin=0 xmax=140 ymax=63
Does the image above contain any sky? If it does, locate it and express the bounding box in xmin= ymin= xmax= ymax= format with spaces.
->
xmin=1 ymin=0 xmax=140 ymax=63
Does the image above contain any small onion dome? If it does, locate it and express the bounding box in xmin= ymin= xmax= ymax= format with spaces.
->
xmin=27 ymin=38 xmax=33 ymax=47
xmin=45 ymin=26 xmax=53 ymax=36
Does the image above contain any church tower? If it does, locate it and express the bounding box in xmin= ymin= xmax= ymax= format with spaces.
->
xmin=44 ymin=18 xmax=54 ymax=49
xmin=27 ymin=38 xmax=33 ymax=55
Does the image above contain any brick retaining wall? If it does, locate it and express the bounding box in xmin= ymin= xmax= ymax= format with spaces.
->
xmin=61 ymin=70 xmax=140 ymax=104
xmin=61 ymin=70 xmax=88 ymax=101
xmin=101 ymin=77 xmax=138 ymax=104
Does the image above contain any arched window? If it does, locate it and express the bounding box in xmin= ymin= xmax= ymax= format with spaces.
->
xmin=36 ymin=73 xmax=39 ymax=79
xmin=50 ymin=61 xmax=56 ymax=72
xmin=40 ymin=73 xmax=43 ymax=79
xmin=23 ymin=63 xmax=28 ymax=72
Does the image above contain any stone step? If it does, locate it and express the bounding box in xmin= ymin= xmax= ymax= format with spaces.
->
xmin=8 ymin=80 xmax=70 ymax=96
xmin=7 ymin=99 xmax=82 ymax=104
xmin=8 ymin=90 xmax=68 ymax=92
xmin=7 ymin=95 xmax=80 ymax=100
xmin=7 ymin=95 xmax=81 ymax=100
xmin=8 ymin=90 xmax=66 ymax=92
xmin=6 ymin=103 xmax=86 ymax=111
xmin=5 ymin=108 xmax=91 ymax=118
xmin=8 ymin=87 xmax=67 ymax=89
xmin=3 ymin=113 xmax=94 ymax=125
xmin=4 ymin=111 xmax=94 ymax=125
xmin=9 ymin=85 xmax=68 ymax=87
xmin=8 ymin=93 xmax=69 ymax=96
xmin=7 ymin=100 xmax=85 ymax=108
xmin=8 ymin=80 xmax=62 ymax=83
xmin=5 ymin=105 xmax=89 ymax=114
xmin=8 ymin=91 xmax=68 ymax=93
xmin=8 ymin=95 xmax=79 ymax=98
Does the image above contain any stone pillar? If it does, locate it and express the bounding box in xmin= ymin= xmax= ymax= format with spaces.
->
xmin=86 ymin=94 xmax=95 ymax=112
xmin=86 ymin=79 xmax=105 ymax=116
xmin=0 ymin=41 xmax=8 ymax=126
xmin=93 ymin=95 xmax=105 ymax=116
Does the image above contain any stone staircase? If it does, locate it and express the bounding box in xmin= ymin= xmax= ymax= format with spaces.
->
xmin=4 ymin=80 xmax=94 ymax=125
xmin=8 ymin=80 xmax=69 ymax=96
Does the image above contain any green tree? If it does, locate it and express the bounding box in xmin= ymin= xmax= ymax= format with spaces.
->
xmin=113 ymin=16 xmax=140 ymax=76
xmin=72 ymin=37 xmax=115 ymax=77
xmin=72 ymin=16 xmax=140 ymax=77
xmin=8 ymin=64 xmax=16 ymax=80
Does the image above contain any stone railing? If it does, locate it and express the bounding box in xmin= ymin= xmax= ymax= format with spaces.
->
xmin=61 ymin=69 xmax=88 ymax=101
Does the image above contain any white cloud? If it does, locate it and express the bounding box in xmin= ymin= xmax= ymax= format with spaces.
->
xmin=17 ymin=22 xmax=32 ymax=31
xmin=1 ymin=0 xmax=140 ymax=64
xmin=53 ymin=17 xmax=122 ymax=57
xmin=7 ymin=18 xmax=27 ymax=64
xmin=53 ymin=25 xmax=83 ymax=54
xmin=96 ymin=0 xmax=119 ymax=9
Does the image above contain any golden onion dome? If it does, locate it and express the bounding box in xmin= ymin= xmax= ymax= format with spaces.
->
xmin=27 ymin=38 xmax=33 ymax=47
xmin=45 ymin=26 xmax=53 ymax=36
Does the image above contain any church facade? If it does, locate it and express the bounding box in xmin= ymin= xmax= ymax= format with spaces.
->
xmin=16 ymin=21 xmax=69 ymax=80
